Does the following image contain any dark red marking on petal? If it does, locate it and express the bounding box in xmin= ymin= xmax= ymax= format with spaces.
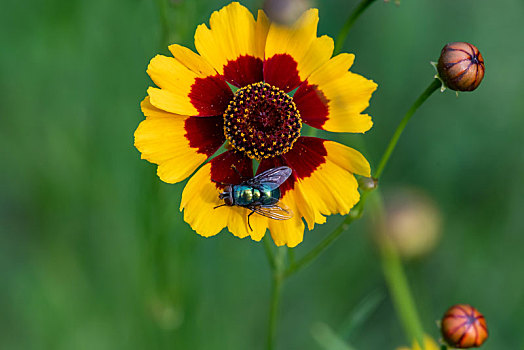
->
xmin=210 ymin=151 xmax=253 ymax=189
xmin=189 ymin=75 xmax=233 ymax=116
xmin=258 ymin=137 xmax=327 ymax=196
xmin=223 ymin=55 xmax=264 ymax=88
xmin=263 ymin=54 xmax=302 ymax=93
xmin=293 ymin=82 xmax=330 ymax=129
xmin=184 ymin=116 xmax=224 ymax=156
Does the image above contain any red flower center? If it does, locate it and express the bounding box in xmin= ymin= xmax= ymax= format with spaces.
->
xmin=223 ymin=82 xmax=302 ymax=160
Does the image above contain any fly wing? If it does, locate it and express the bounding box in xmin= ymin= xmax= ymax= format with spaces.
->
xmin=247 ymin=166 xmax=292 ymax=190
xmin=252 ymin=204 xmax=293 ymax=221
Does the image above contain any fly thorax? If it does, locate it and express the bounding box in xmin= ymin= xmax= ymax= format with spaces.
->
xmin=233 ymin=185 xmax=254 ymax=206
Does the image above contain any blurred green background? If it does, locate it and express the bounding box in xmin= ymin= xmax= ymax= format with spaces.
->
xmin=2 ymin=0 xmax=523 ymax=349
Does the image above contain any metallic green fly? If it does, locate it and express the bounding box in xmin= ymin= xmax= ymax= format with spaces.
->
xmin=214 ymin=166 xmax=293 ymax=230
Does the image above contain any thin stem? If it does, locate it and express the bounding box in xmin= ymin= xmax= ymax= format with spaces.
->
xmin=287 ymin=247 xmax=295 ymax=267
xmin=374 ymin=78 xmax=441 ymax=179
xmin=381 ymin=240 xmax=426 ymax=348
xmin=334 ymin=0 xmax=378 ymax=55
xmin=155 ymin=0 xmax=170 ymax=48
xmin=263 ymin=234 xmax=276 ymax=271
xmin=267 ymin=274 xmax=283 ymax=350
xmin=267 ymin=248 xmax=286 ymax=350
xmin=285 ymin=194 xmax=368 ymax=277
xmin=369 ymin=193 xmax=425 ymax=348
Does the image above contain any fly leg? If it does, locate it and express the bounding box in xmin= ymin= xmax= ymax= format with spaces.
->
xmin=210 ymin=178 xmax=227 ymax=186
xmin=231 ymin=164 xmax=249 ymax=182
xmin=247 ymin=209 xmax=255 ymax=231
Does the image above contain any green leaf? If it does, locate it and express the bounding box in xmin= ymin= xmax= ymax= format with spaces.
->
xmin=312 ymin=322 xmax=357 ymax=350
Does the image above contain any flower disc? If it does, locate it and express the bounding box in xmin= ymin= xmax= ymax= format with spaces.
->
xmin=223 ymin=82 xmax=302 ymax=160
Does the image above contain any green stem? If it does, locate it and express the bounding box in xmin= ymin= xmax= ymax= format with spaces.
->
xmin=334 ymin=0 xmax=378 ymax=55
xmin=155 ymin=0 xmax=170 ymax=48
xmin=264 ymin=234 xmax=276 ymax=271
xmin=374 ymin=78 xmax=440 ymax=179
xmin=381 ymin=240 xmax=426 ymax=348
xmin=371 ymin=191 xmax=425 ymax=349
xmin=267 ymin=248 xmax=286 ymax=350
xmin=287 ymin=247 xmax=295 ymax=267
xmin=369 ymin=193 xmax=425 ymax=348
xmin=285 ymin=194 xmax=368 ymax=277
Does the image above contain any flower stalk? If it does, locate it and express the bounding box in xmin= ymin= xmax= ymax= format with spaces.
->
xmin=155 ymin=0 xmax=171 ymax=49
xmin=369 ymin=193 xmax=425 ymax=349
xmin=374 ymin=78 xmax=441 ymax=179
xmin=267 ymin=247 xmax=286 ymax=350
xmin=334 ymin=0 xmax=378 ymax=55
xmin=284 ymin=197 xmax=366 ymax=277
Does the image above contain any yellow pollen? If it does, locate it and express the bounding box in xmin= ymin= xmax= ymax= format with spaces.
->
xmin=223 ymin=82 xmax=301 ymax=160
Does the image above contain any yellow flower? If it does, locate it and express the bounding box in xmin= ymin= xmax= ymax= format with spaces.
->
xmin=134 ymin=2 xmax=377 ymax=247
xmin=397 ymin=335 xmax=440 ymax=350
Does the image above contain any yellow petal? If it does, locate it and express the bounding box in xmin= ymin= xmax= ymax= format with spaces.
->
xmin=265 ymin=9 xmax=333 ymax=86
xmin=168 ymin=44 xmax=217 ymax=77
xmin=134 ymin=116 xmax=205 ymax=184
xmin=194 ymin=2 xmax=266 ymax=76
xmin=289 ymin=140 xmax=369 ymax=230
xmin=254 ymin=10 xmax=270 ymax=59
xmin=141 ymin=96 xmax=185 ymax=118
xmin=180 ymin=160 xmax=268 ymax=241
xmin=180 ymin=163 xmax=228 ymax=237
xmin=147 ymin=54 xmax=232 ymax=116
xmin=135 ymin=98 xmax=224 ymax=184
xmin=294 ymin=53 xmax=377 ymax=133
xmin=147 ymin=86 xmax=198 ymax=116
xmin=268 ymin=190 xmax=305 ymax=247
xmin=324 ymin=141 xmax=371 ymax=177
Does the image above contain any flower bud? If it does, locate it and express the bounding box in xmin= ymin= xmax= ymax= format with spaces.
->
xmin=263 ymin=0 xmax=313 ymax=25
xmin=437 ymin=42 xmax=485 ymax=91
xmin=148 ymin=296 xmax=184 ymax=330
xmin=381 ymin=188 xmax=442 ymax=259
xmin=441 ymin=304 xmax=488 ymax=348
xmin=358 ymin=176 xmax=378 ymax=192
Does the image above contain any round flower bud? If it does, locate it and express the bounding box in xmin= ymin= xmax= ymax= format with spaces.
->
xmin=437 ymin=42 xmax=485 ymax=91
xmin=263 ymin=0 xmax=313 ymax=25
xmin=358 ymin=176 xmax=378 ymax=192
xmin=441 ymin=304 xmax=488 ymax=348
xmin=381 ymin=188 xmax=442 ymax=259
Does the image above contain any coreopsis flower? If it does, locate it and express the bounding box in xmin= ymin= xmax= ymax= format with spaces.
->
xmin=134 ymin=2 xmax=377 ymax=247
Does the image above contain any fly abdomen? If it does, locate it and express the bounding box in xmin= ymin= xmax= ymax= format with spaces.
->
xmin=259 ymin=187 xmax=280 ymax=206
